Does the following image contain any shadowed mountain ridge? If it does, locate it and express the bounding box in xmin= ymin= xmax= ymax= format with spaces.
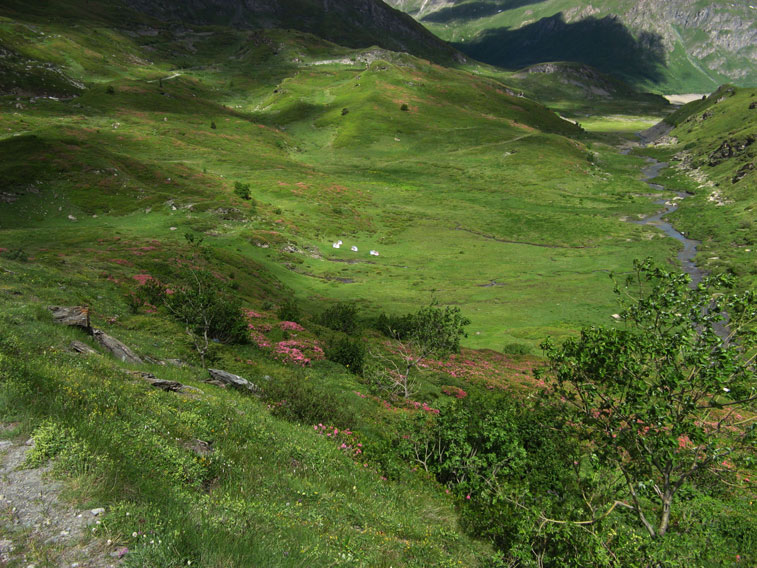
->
xmin=118 ymin=0 xmax=464 ymax=63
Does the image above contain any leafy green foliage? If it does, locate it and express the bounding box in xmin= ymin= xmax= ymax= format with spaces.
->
xmin=234 ymin=181 xmax=252 ymax=200
xmin=262 ymin=374 xmax=357 ymax=427
xmin=411 ymin=302 xmax=470 ymax=358
xmin=541 ymin=259 xmax=757 ymax=538
xmin=325 ymin=336 xmax=365 ymax=374
xmin=165 ymin=267 xmax=248 ymax=365
xmin=369 ymin=303 xmax=470 ymax=398
xmin=276 ymin=299 xmax=301 ymax=323
xmin=24 ymin=420 xmax=72 ymax=467
xmin=375 ymin=312 xmax=416 ymax=339
xmin=316 ymin=302 xmax=361 ymax=334
xmin=1 ymin=248 xmax=28 ymax=262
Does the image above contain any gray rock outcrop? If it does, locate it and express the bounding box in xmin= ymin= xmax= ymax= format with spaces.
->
xmin=92 ymin=330 xmax=143 ymax=365
xmin=49 ymin=306 xmax=90 ymax=330
xmin=207 ymin=369 xmax=259 ymax=393
xmin=69 ymin=341 xmax=97 ymax=355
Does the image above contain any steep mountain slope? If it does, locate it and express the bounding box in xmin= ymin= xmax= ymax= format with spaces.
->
xmin=503 ymin=61 xmax=669 ymax=117
xmin=386 ymin=0 xmax=757 ymax=93
xmin=119 ymin=0 xmax=464 ymax=63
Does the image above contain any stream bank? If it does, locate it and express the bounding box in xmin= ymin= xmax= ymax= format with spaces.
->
xmin=622 ymin=123 xmax=707 ymax=286
xmin=634 ymin=157 xmax=706 ymax=285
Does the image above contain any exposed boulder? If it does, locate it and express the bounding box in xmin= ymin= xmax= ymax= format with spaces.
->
xmin=129 ymin=371 xmax=184 ymax=391
xmin=69 ymin=340 xmax=97 ymax=355
xmin=92 ymin=329 xmax=143 ymax=364
xmin=207 ymin=369 xmax=259 ymax=393
xmin=709 ymin=135 xmax=755 ymax=166
xmin=183 ymin=438 xmax=213 ymax=456
xmin=128 ymin=371 xmax=203 ymax=394
xmin=732 ymin=163 xmax=755 ymax=184
xmin=49 ymin=306 xmax=90 ymax=330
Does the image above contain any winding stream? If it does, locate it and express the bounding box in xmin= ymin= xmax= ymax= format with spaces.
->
xmin=634 ymin=157 xmax=706 ymax=285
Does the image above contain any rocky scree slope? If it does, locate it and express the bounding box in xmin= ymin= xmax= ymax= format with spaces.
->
xmin=386 ymin=0 xmax=757 ymax=92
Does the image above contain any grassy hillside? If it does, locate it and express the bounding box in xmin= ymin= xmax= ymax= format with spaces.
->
xmin=638 ymin=85 xmax=757 ymax=288
xmin=490 ymin=61 xmax=670 ymax=119
xmin=0 ymin=259 xmax=502 ymax=567
xmin=386 ymin=0 xmax=757 ymax=94
xmin=0 ymin=2 xmax=683 ymax=352
xmin=0 ymin=2 xmax=755 ymax=567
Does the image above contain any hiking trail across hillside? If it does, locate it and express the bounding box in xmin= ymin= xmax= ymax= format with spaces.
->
xmin=0 ymin=424 xmax=118 ymax=567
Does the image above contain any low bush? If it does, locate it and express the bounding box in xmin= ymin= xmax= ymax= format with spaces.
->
xmin=502 ymin=342 xmax=531 ymax=356
xmin=263 ymin=374 xmax=356 ymax=428
xmin=234 ymin=181 xmax=251 ymax=200
xmin=276 ymin=299 xmax=300 ymax=323
xmin=316 ymin=302 xmax=361 ymax=334
xmin=325 ymin=336 xmax=365 ymax=374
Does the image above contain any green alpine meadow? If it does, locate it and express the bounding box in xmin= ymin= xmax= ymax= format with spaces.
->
xmin=0 ymin=0 xmax=754 ymax=566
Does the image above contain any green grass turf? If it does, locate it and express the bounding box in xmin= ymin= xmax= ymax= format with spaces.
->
xmin=0 ymin=8 xmax=686 ymax=352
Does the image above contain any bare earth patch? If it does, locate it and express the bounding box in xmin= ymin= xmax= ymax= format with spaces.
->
xmin=0 ymin=427 xmax=117 ymax=567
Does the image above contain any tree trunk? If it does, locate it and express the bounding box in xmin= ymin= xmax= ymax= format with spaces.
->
xmin=658 ymin=493 xmax=672 ymax=537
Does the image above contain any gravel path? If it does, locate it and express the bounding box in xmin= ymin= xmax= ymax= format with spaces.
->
xmin=0 ymin=427 xmax=117 ymax=567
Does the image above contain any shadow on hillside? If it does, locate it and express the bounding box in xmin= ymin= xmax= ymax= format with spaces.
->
xmin=422 ymin=0 xmax=545 ymax=23
xmin=456 ymin=13 xmax=666 ymax=84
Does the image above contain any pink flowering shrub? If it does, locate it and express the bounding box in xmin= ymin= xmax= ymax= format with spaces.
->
xmin=280 ymin=321 xmax=305 ymax=332
xmin=273 ymin=339 xmax=324 ymax=366
xmin=132 ymin=274 xmax=154 ymax=285
xmin=314 ymin=424 xmax=364 ymax=459
xmin=441 ymin=385 xmax=468 ymax=399
xmin=406 ymin=400 xmax=440 ymax=414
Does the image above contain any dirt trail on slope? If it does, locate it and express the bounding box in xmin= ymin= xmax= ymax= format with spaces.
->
xmin=0 ymin=426 xmax=117 ymax=567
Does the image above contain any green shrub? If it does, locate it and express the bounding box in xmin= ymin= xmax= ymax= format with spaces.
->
xmin=276 ymin=299 xmax=300 ymax=323
xmin=1 ymin=248 xmax=28 ymax=262
xmin=325 ymin=336 xmax=365 ymax=374
xmin=400 ymin=103 xmax=409 ymax=111
xmin=165 ymin=268 xmax=248 ymax=364
xmin=502 ymin=342 xmax=531 ymax=356
xmin=263 ymin=374 xmax=356 ymax=427
xmin=316 ymin=302 xmax=361 ymax=334
xmin=374 ymin=312 xmax=415 ymax=339
xmin=234 ymin=181 xmax=251 ymax=200
xmin=140 ymin=277 xmax=167 ymax=305
xmin=25 ymin=420 xmax=72 ymax=467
